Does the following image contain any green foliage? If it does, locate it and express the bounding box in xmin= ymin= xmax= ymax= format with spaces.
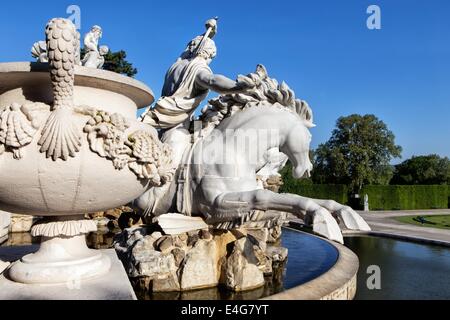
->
xmin=391 ymin=154 xmax=450 ymax=185
xmin=312 ymin=114 xmax=402 ymax=192
xmin=280 ymin=164 xmax=348 ymax=204
xmin=80 ymin=48 xmax=138 ymax=77
xmin=103 ymin=50 xmax=138 ymax=77
xmin=361 ymin=185 xmax=448 ymax=210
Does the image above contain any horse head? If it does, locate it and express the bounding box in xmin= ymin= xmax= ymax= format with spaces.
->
xmin=201 ymin=64 xmax=315 ymax=180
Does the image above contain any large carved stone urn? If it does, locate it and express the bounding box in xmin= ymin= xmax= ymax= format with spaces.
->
xmin=0 ymin=18 xmax=173 ymax=284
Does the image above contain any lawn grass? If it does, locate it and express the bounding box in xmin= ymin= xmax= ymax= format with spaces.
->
xmin=395 ymin=215 xmax=450 ymax=230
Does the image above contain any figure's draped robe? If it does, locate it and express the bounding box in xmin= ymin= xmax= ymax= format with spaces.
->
xmin=145 ymin=57 xmax=211 ymax=129
xmin=140 ymin=57 xmax=211 ymax=216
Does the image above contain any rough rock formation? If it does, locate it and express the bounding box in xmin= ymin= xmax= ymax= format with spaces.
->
xmin=113 ymin=225 xmax=288 ymax=293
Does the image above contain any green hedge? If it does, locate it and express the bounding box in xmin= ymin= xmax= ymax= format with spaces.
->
xmin=361 ymin=185 xmax=448 ymax=210
xmin=280 ymin=164 xmax=348 ymax=203
xmin=280 ymin=182 xmax=348 ymax=204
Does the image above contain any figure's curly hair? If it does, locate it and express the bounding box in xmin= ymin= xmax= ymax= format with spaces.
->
xmin=182 ymin=36 xmax=217 ymax=60
xmin=200 ymin=65 xmax=314 ymax=128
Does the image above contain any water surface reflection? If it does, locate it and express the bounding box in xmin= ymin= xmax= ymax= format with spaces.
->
xmin=345 ymin=236 xmax=450 ymax=300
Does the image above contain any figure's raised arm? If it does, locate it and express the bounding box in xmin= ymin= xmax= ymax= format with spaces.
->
xmin=195 ymin=69 xmax=254 ymax=94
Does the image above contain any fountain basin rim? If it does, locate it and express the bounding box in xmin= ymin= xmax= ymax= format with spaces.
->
xmin=263 ymin=227 xmax=359 ymax=300
xmin=0 ymin=62 xmax=154 ymax=109
xmin=343 ymin=230 xmax=450 ymax=248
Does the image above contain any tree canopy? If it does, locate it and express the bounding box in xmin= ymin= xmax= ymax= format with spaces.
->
xmin=80 ymin=48 xmax=138 ymax=77
xmin=390 ymin=154 xmax=450 ymax=185
xmin=312 ymin=114 xmax=402 ymax=192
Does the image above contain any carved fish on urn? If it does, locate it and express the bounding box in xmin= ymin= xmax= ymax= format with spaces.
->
xmin=38 ymin=18 xmax=82 ymax=161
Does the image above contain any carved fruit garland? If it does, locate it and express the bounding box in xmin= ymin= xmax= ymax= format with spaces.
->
xmin=38 ymin=18 xmax=82 ymax=161
xmin=84 ymin=111 xmax=131 ymax=170
xmin=84 ymin=111 xmax=175 ymax=186
xmin=126 ymin=130 xmax=175 ymax=185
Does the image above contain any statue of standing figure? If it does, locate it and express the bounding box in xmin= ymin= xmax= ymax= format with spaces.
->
xmin=364 ymin=194 xmax=369 ymax=211
xmin=82 ymin=25 xmax=109 ymax=69
xmin=141 ymin=17 xmax=254 ymax=168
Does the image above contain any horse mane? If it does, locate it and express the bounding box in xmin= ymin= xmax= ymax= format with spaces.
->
xmin=199 ymin=64 xmax=314 ymax=129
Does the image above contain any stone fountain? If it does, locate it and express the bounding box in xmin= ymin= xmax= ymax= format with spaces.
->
xmin=0 ymin=18 xmax=173 ymax=285
xmin=0 ymin=17 xmax=370 ymax=299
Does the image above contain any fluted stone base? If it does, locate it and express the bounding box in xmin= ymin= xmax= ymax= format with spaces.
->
xmin=0 ymin=249 xmax=135 ymax=300
xmin=7 ymin=215 xmax=111 ymax=285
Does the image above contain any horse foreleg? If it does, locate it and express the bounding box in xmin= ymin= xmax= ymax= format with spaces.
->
xmin=307 ymin=199 xmax=371 ymax=231
xmin=205 ymin=189 xmax=344 ymax=243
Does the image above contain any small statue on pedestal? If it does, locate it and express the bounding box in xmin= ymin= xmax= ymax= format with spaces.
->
xmin=364 ymin=194 xmax=370 ymax=212
xmin=82 ymin=25 xmax=108 ymax=69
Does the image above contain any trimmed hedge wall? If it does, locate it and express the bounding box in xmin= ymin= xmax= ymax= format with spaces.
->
xmin=280 ymin=165 xmax=449 ymax=209
xmin=280 ymin=182 xmax=348 ymax=204
xmin=361 ymin=185 xmax=449 ymax=210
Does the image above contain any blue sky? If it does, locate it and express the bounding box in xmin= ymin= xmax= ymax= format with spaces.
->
xmin=1 ymin=0 xmax=449 ymax=162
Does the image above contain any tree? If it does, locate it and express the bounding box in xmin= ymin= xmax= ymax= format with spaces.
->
xmin=80 ymin=48 xmax=138 ymax=77
xmin=312 ymin=114 xmax=402 ymax=192
xmin=390 ymin=154 xmax=450 ymax=185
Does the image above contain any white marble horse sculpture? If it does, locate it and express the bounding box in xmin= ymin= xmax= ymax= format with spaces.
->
xmin=134 ymin=65 xmax=370 ymax=244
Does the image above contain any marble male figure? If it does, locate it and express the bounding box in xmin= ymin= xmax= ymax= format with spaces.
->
xmin=141 ymin=18 xmax=253 ymax=166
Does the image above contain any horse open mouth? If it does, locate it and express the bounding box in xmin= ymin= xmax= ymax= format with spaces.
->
xmin=293 ymin=166 xmax=312 ymax=179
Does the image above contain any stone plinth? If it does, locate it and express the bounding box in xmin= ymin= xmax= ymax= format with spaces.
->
xmin=0 ymin=247 xmax=136 ymax=300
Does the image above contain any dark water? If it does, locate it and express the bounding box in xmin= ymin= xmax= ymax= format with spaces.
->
xmin=345 ymin=236 xmax=450 ymax=300
xmin=281 ymin=228 xmax=339 ymax=289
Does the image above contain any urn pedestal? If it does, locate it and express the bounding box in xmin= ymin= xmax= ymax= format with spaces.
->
xmin=7 ymin=215 xmax=111 ymax=284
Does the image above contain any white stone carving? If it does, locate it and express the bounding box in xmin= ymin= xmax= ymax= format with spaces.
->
xmin=135 ymin=63 xmax=371 ymax=244
xmin=126 ymin=130 xmax=174 ymax=184
xmin=0 ymin=18 xmax=170 ymax=285
xmin=32 ymin=31 xmax=81 ymax=65
xmin=82 ymin=25 xmax=108 ymax=69
xmin=0 ymin=102 xmax=50 ymax=159
xmin=157 ymin=213 xmax=209 ymax=235
xmin=82 ymin=45 xmax=108 ymax=69
xmin=84 ymin=111 xmax=175 ymax=184
xmin=31 ymin=40 xmax=48 ymax=63
xmin=38 ymin=18 xmax=82 ymax=161
xmin=31 ymin=217 xmax=97 ymax=237
xmin=8 ymin=217 xmax=111 ymax=284
xmin=84 ymin=110 xmax=131 ymax=168
xmin=1 ymin=15 xmax=372 ymax=292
